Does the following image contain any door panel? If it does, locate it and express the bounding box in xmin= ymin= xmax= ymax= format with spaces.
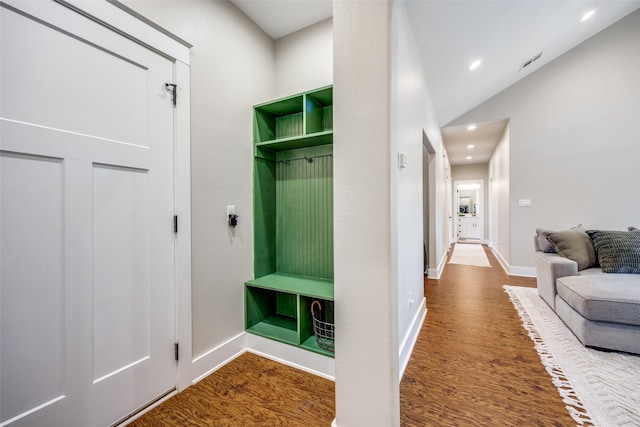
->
xmin=1 ymin=2 xmax=176 ymax=426
xmin=0 ymin=153 xmax=65 ymax=423
xmin=92 ymin=165 xmax=151 ymax=383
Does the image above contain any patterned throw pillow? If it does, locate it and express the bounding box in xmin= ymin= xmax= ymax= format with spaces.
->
xmin=587 ymin=230 xmax=640 ymax=274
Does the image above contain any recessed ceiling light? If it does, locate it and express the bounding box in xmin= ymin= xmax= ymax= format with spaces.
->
xmin=469 ymin=59 xmax=482 ymax=71
xmin=466 ymin=156 xmax=473 ymax=160
xmin=467 ymin=124 xmax=477 ymax=131
xmin=581 ymin=8 xmax=597 ymax=22
xmin=467 ymin=144 xmax=475 ymax=149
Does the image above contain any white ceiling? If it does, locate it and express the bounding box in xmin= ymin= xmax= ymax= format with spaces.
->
xmin=230 ymin=0 xmax=332 ymax=40
xmin=230 ymin=0 xmax=640 ymax=165
xmin=441 ymin=119 xmax=508 ymax=166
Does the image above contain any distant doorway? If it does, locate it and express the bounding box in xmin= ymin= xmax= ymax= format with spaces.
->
xmin=423 ymin=130 xmax=436 ymax=274
xmin=454 ymin=179 xmax=484 ymax=242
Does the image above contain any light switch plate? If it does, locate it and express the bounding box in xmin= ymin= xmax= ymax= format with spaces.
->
xmin=518 ymin=199 xmax=531 ymax=207
xmin=398 ymin=152 xmax=407 ymax=169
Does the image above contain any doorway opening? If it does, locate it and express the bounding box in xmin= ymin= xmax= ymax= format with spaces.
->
xmin=454 ymin=179 xmax=484 ymax=243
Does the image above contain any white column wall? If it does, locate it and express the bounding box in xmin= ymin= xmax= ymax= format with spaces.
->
xmin=333 ymin=0 xmax=398 ymax=425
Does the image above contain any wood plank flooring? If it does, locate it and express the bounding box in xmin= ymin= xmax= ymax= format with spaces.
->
xmin=129 ymin=352 xmax=335 ymax=426
xmin=400 ymin=244 xmax=573 ymax=426
xmin=131 ymin=244 xmax=572 ymax=426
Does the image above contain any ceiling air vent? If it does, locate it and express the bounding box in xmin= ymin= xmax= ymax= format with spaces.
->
xmin=520 ymin=51 xmax=543 ymax=72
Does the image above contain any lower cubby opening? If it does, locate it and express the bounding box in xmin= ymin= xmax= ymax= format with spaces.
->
xmin=245 ymin=286 xmax=298 ymax=345
xmin=244 ymin=276 xmax=335 ymax=357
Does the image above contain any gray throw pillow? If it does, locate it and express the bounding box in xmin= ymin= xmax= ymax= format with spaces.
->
xmin=629 ymin=226 xmax=639 ymax=232
xmin=587 ymin=230 xmax=640 ymax=274
xmin=536 ymin=224 xmax=583 ymax=253
xmin=546 ymin=229 xmax=597 ymax=271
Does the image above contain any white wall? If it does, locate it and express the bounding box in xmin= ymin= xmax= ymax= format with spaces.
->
xmin=449 ymin=10 xmax=640 ymax=272
xmin=391 ymin=1 xmax=437 ymax=375
xmin=275 ymin=18 xmax=333 ymax=97
xmin=123 ymin=0 xmax=275 ymax=373
xmin=334 ymin=0 xmax=445 ymax=424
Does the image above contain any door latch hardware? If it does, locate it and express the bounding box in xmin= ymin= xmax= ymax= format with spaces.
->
xmin=165 ymin=83 xmax=177 ymax=107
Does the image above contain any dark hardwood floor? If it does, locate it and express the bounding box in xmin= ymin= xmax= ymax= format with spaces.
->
xmin=131 ymin=244 xmax=572 ymax=426
xmin=129 ymin=351 xmax=335 ymax=426
xmin=400 ymin=244 xmax=572 ymax=426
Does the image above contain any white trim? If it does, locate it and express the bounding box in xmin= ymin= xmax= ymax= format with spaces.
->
xmin=490 ymin=247 xmax=537 ymax=277
xmin=491 ymin=246 xmax=510 ymax=274
xmin=509 ymin=266 xmax=537 ymax=277
xmin=245 ymin=334 xmax=335 ymax=381
xmin=61 ymin=0 xmax=191 ymax=63
xmin=427 ymin=250 xmax=448 ymax=279
xmin=191 ymin=333 xmax=247 ymax=384
xmin=399 ymin=297 xmax=426 ymax=380
xmin=173 ymin=60 xmax=193 ymax=392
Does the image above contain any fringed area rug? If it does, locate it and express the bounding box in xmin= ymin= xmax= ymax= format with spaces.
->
xmin=504 ymin=285 xmax=640 ymax=427
xmin=448 ymin=243 xmax=490 ymax=267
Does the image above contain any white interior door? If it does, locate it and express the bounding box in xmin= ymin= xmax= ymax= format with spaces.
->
xmin=1 ymin=2 xmax=177 ymax=426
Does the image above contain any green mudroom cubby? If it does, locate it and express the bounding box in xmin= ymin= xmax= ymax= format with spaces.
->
xmin=246 ymin=86 xmax=334 ymax=357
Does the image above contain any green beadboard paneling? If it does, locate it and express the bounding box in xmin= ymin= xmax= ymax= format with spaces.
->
xmin=275 ymin=112 xmax=303 ymax=140
xmin=276 ymin=151 xmax=333 ymax=279
xmin=275 ymin=292 xmax=297 ymax=318
xmin=254 ymin=158 xmax=276 ymax=278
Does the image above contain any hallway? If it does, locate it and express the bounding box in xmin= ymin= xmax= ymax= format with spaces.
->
xmin=401 ymin=245 xmax=572 ymax=426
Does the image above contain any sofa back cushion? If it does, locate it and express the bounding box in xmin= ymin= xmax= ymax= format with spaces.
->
xmin=587 ymin=230 xmax=640 ymax=274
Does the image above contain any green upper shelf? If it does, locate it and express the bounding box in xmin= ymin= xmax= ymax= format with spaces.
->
xmin=254 ymin=130 xmax=333 ymax=152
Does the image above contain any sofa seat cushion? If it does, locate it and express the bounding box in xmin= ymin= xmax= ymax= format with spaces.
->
xmin=556 ymin=274 xmax=640 ymax=327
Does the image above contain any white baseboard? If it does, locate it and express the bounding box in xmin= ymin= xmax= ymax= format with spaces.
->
xmin=490 ymin=247 xmax=537 ymax=277
xmin=399 ymin=297 xmax=427 ymax=381
xmin=191 ymin=332 xmax=247 ymax=384
xmin=246 ymin=334 xmax=335 ymax=380
xmin=427 ymin=251 xmax=448 ymax=279
xmin=509 ymin=266 xmax=537 ymax=277
xmin=491 ymin=246 xmax=510 ymax=274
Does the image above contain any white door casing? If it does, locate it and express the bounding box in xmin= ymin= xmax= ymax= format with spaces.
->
xmin=0 ymin=1 xmax=191 ymax=425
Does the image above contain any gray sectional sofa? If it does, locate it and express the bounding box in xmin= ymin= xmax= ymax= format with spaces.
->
xmin=535 ymin=228 xmax=640 ymax=355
